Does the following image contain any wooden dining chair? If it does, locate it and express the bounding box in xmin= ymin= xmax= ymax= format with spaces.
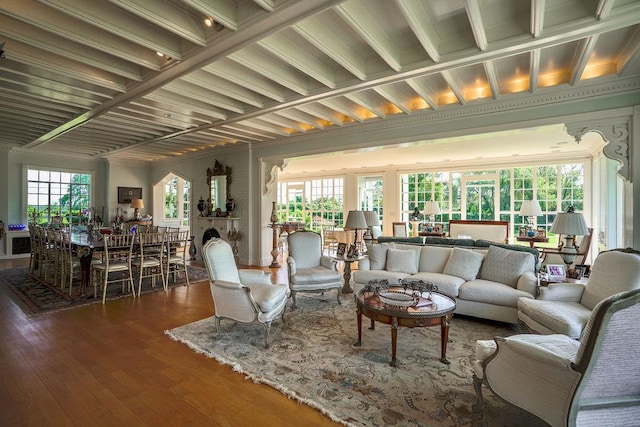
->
xmin=91 ymin=233 xmax=135 ymax=304
xmin=392 ymin=222 xmax=408 ymax=237
xmin=164 ymin=229 xmax=190 ymax=289
xmin=133 ymin=231 xmax=165 ymax=297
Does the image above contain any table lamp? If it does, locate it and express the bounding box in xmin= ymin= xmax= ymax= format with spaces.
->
xmin=550 ymin=206 xmax=589 ymax=270
xmin=344 ymin=210 xmax=367 ymax=255
xmin=423 ymin=201 xmax=441 ymax=232
xmin=519 ymin=200 xmax=543 ymax=236
xmin=130 ymin=198 xmax=144 ymax=220
xmin=362 ymin=210 xmax=380 ymax=242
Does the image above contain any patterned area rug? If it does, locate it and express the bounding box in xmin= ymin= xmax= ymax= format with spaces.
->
xmin=0 ymin=265 xmax=208 ymax=317
xmin=165 ymin=294 xmax=547 ymax=427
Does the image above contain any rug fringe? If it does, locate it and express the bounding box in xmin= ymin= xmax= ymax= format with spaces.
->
xmin=164 ymin=328 xmax=358 ymax=427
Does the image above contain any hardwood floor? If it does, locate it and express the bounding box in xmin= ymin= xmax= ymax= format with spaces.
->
xmin=0 ymin=256 xmax=339 ymax=426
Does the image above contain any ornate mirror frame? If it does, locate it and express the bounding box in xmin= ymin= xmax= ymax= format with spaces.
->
xmin=206 ymin=160 xmax=232 ymax=210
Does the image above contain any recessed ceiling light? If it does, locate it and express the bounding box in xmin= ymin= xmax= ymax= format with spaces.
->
xmin=156 ymin=51 xmax=164 ymax=57
xmin=204 ymin=17 xmax=213 ymax=27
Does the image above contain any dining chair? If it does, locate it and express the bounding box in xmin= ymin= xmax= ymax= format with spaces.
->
xmin=392 ymin=222 xmax=408 ymax=237
xmin=91 ymin=233 xmax=135 ymax=303
xmin=133 ymin=231 xmax=165 ymax=297
xmin=164 ymin=229 xmax=190 ymax=289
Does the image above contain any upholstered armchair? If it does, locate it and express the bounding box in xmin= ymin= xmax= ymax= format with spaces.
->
xmin=202 ymin=238 xmax=289 ymax=348
xmin=518 ymin=248 xmax=640 ymax=339
xmin=286 ymin=230 xmax=342 ymax=309
xmin=472 ymin=288 xmax=640 ymax=427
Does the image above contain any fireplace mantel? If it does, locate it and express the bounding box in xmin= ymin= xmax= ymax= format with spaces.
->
xmin=194 ymin=217 xmax=240 ymax=261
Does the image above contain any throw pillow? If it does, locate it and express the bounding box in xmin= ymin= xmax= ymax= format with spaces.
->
xmin=366 ymin=242 xmax=395 ymax=270
xmin=442 ymin=247 xmax=484 ymax=281
xmin=479 ymin=245 xmax=535 ymax=287
xmin=386 ymin=249 xmax=418 ymax=274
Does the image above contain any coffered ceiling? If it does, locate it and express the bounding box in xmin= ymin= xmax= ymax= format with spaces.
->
xmin=1 ymin=0 xmax=639 ymax=162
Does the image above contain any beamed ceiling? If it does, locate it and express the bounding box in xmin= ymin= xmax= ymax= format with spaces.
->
xmin=1 ymin=0 xmax=639 ymax=163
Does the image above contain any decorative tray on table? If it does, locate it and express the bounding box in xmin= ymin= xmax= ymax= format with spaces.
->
xmin=378 ymin=291 xmax=418 ymax=308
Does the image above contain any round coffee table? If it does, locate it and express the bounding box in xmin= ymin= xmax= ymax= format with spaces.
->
xmin=354 ymin=288 xmax=456 ymax=366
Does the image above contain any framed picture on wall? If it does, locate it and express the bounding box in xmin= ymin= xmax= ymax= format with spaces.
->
xmin=117 ymin=187 xmax=142 ymax=204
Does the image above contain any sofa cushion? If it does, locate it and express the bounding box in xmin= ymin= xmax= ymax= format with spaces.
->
xmin=425 ymin=236 xmax=475 ymax=246
xmin=407 ymin=272 xmax=466 ymax=297
xmin=475 ymin=239 xmax=539 ymax=263
xmin=459 ymin=279 xmax=534 ymax=307
xmin=418 ymin=246 xmax=453 ymax=273
xmin=479 ymin=245 xmax=534 ymax=287
xmin=289 ymin=266 xmax=342 ymax=286
xmin=366 ymin=242 xmax=395 ymax=270
xmin=442 ymin=247 xmax=484 ymax=281
xmin=517 ymin=298 xmax=592 ymax=338
xmin=386 ymin=249 xmax=418 ymax=274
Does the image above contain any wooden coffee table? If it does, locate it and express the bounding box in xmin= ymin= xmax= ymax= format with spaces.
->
xmin=354 ymin=288 xmax=456 ymax=366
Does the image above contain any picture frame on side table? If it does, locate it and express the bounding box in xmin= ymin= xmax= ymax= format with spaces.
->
xmin=346 ymin=244 xmax=357 ymax=258
xmin=536 ymin=228 xmax=547 ymax=239
xmin=336 ymin=242 xmax=347 ymax=256
xmin=575 ymin=264 xmax=591 ymax=278
xmin=545 ymin=264 xmax=566 ymax=282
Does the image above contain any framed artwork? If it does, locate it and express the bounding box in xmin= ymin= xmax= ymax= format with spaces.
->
xmin=336 ymin=242 xmax=347 ymax=256
xmin=347 ymin=244 xmax=357 ymax=258
xmin=118 ymin=187 xmax=142 ymax=204
xmin=433 ymin=224 xmax=443 ymax=234
xmin=545 ymin=264 xmax=566 ymax=282
xmin=519 ymin=226 xmax=528 ymax=237
xmin=536 ymin=228 xmax=547 ymax=239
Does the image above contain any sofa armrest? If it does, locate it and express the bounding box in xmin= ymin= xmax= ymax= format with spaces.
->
xmin=537 ymin=283 xmax=585 ymax=302
xmin=516 ymin=271 xmax=538 ymax=296
xmin=358 ymin=256 xmax=371 ymax=270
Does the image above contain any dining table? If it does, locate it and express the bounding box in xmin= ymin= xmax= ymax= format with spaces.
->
xmin=70 ymin=231 xmax=104 ymax=296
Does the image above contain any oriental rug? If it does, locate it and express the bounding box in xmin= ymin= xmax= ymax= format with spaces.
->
xmin=165 ymin=294 xmax=546 ymax=427
xmin=0 ymin=265 xmax=208 ymax=317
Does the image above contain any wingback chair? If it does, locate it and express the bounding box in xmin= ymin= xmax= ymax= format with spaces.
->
xmin=472 ymin=288 xmax=640 ymax=427
xmin=286 ymin=230 xmax=342 ymax=309
xmin=202 ymin=238 xmax=289 ymax=348
xmin=518 ymin=248 xmax=640 ymax=339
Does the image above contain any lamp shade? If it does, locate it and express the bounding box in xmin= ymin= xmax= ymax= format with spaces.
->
xmin=519 ymin=200 xmax=543 ymax=217
xmin=344 ymin=210 xmax=367 ymax=229
xmin=363 ymin=210 xmax=380 ymax=227
xmin=550 ymin=209 xmax=589 ymax=236
xmin=130 ymin=198 xmax=144 ymax=209
xmin=423 ymin=201 xmax=441 ymax=216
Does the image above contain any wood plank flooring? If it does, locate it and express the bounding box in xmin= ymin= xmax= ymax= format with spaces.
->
xmin=0 ymin=257 xmax=338 ymax=426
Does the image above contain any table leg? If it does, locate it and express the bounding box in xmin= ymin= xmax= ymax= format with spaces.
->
xmin=440 ymin=315 xmax=451 ymax=364
xmin=354 ymin=306 xmax=362 ymax=346
xmin=390 ymin=317 xmax=398 ymax=367
xmin=341 ymin=261 xmax=353 ymax=293
xmin=78 ymin=247 xmax=94 ymax=297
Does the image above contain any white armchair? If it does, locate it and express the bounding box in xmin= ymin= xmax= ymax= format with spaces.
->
xmin=202 ymin=238 xmax=289 ymax=348
xmin=473 ymin=288 xmax=640 ymax=427
xmin=518 ymin=248 xmax=640 ymax=339
xmin=287 ymin=230 xmax=342 ymax=309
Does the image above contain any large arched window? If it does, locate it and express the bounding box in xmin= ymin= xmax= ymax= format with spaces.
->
xmin=161 ymin=174 xmax=190 ymax=227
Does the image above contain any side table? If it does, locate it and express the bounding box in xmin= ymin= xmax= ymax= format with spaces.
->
xmin=332 ymin=254 xmax=364 ymax=293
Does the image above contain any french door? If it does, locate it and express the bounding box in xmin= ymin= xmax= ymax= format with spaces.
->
xmin=461 ymin=175 xmax=500 ymax=220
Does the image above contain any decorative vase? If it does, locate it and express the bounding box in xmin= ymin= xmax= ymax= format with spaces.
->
xmin=197 ymin=196 xmax=205 ymax=216
xmin=527 ymin=229 xmax=535 ymax=237
xmin=225 ymin=198 xmax=235 ymax=214
xmin=189 ymin=236 xmax=197 ymax=260
xmin=270 ymin=201 xmax=278 ymax=223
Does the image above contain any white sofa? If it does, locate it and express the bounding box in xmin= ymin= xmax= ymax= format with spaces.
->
xmin=352 ymin=243 xmax=538 ymax=323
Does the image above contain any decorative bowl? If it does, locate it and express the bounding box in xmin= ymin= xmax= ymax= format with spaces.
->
xmin=378 ymin=291 xmax=417 ymax=308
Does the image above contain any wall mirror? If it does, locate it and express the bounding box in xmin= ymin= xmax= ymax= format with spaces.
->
xmin=206 ymin=160 xmax=232 ymax=211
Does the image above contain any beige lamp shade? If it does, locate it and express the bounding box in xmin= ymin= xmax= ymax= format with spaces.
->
xmin=344 ymin=210 xmax=367 ymax=230
xmin=362 ymin=210 xmax=380 ymax=227
xmin=519 ymin=200 xmax=543 ymax=217
xmin=423 ymin=201 xmax=441 ymax=216
xmin=130 ymin=198 xmax=144 ymax=220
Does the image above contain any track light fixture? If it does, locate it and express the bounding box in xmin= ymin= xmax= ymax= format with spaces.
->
xmin=204 ymin=17 xmax=224 ymax=31
xmin=0 ymin=42 xmax=5 ymax=59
